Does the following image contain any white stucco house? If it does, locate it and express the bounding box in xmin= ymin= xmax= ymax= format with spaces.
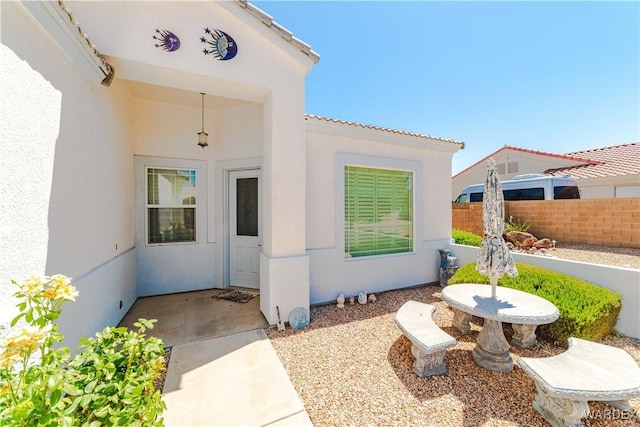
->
xmin=1 ymin=1 xmax=463 ymax=348
xmin=453 ymin=144 xmax=640 ymax=201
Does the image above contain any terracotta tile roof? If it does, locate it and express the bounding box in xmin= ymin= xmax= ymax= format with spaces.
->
xmin=544 ymin=143 xmax=640 ymax=179
xmin=453 ymin=145 xmax=596 ymax=178
xmin=238 ymin=1 xmax=320 ymax=63
xmin=305 ymin=114 xmax=465 ymax=147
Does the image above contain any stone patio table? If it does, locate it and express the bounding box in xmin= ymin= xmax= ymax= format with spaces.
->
xmin=441 ymin=284 xmax=559 ymax=373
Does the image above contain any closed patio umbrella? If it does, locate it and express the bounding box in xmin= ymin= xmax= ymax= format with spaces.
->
xmin=476 ymin=158 xmax=518 ymax=298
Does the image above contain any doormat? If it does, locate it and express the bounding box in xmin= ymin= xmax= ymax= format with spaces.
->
xmin=215 ymin=289 xmax=259 ymax=304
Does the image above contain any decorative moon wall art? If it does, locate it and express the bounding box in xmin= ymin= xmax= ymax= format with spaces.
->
xmin=201 ymin=28 xmax=238 ymax=61
xmin=153 ymin=29 xmax=181 ymax=52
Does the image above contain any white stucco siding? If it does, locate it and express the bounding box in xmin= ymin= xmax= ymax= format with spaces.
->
xmin=133 ymin=99 xmax=264 ymax=295
xmin=263 ymin=84 xmax=307 ymax=257
xmin=1 ymin=3 xmax=61 ymax=325
xmin=305 ymin=125 xmax=459 ymax=304
xmin=1 ymin=2 xmax=137 ymax=349
xmin=68 ymin=1 xmax=312 ymax=102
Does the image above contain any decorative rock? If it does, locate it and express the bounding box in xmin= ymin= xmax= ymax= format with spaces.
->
xmin=505 ymin=231 xmax=538 ymax=248
xmin=336 ymin=293 xmax=345 ymax=308
xmin=368 ymin=294 xmax=376 ymax=303
xmin=348 ymin=296 xmax=355 ymax=306
xmin=533 ymin=238 xmax=554 ymax=249
xmin=358 ymin=292 xmax=367 ymax=305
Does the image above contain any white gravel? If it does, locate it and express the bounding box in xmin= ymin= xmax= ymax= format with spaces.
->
xmin=267 ymin=285 xmax=640 ymax=427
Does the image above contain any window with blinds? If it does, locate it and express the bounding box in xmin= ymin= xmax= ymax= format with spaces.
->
xmin=146 ymin=167 xmax=197 ymax=244
xmin=344 ymin=166 xmax=414 ymax=257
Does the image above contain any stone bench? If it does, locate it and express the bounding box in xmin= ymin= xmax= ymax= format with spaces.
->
xmin=518 ymin=337 xmax=640 ymax=427
xmin=395 ymin=301 xmax=457 ymax=378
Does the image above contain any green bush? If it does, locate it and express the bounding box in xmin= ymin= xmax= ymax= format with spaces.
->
xmin=448 ymin=263 xmax=622 ymax=347
xmin=452 ymin=229 xmax=482 ymax=247
xmin=0 ymin=275 xmax=166 ymax=426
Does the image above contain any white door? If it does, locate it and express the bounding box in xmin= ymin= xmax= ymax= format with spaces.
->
xmin=229 ymin=169 xmax=261 ymax=289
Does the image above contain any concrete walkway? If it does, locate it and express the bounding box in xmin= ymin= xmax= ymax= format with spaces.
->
xmin=162 ymin=329 xmax=312 ymax=426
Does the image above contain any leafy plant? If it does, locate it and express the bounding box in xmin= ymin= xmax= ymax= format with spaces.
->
xmin=448 ymin=263 xmax=622 ymax=347
xmin=0 ymin=275 xmax=166 ymax=426
xmin=503 ymin=215 xmax=530 ymax=233
xmin=452 ymin=229 xmax=483 ymax=247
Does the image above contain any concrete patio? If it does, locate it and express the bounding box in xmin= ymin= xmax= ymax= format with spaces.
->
xmin=119 ymin=289 xmax=311 ymax=426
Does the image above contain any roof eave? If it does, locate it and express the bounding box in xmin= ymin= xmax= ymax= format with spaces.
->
xmin=237 ymin=0 xmax=320 ymax=65
xmin=305 ymin=114 xmax=464 ymax=151
xmin=22 ymin=0 xmax=115 ymax=86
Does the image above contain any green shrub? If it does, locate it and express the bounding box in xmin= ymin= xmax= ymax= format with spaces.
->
xmin=452 ymin=229 xmax=482 ymax=247
xmin=0 ymin=275 xmax=166 ymax=426
xmin=448 ymin=263 xmax=622 ymax=347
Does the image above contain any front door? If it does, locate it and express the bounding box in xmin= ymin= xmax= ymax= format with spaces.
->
xmin=229 ymin=169 xmax=261 ymax=289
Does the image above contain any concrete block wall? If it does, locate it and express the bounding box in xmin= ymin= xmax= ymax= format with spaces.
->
xmin=452 ymin=198 xmax=639 ymax=248
xmin=452 ymin=203 xmax=484 ymax=236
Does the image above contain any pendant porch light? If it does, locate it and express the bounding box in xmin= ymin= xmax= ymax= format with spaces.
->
xmin=197 ymin=92 xmax=209 ymax=148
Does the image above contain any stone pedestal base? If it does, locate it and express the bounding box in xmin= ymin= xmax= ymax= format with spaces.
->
xmin=411 ymin=344 xmax=448 ymax=378
xmin=472 ymin=319 xmax=513 ymax=373
xmin=512 ymin=323 xmax=538 ymax=348
xmin=451 ymin=308 xmax=472 ymax=335
xmin=533 ymin=387 xmax=589 ymax=427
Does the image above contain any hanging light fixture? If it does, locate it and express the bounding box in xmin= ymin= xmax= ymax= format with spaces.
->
xmin=197 ymin=92 xmax=208 ymax=148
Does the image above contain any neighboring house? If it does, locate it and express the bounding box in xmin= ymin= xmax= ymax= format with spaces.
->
xmin=452 ymin=144 xmax=640 ymax=201
xmin=1 ymin=1 xmax=463 ymax=348
xmin=543 ymin=144 xmax=640 ymax=199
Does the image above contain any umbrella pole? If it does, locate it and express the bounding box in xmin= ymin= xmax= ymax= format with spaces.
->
xmin=491 ymin=277 xmax=497 ymax=298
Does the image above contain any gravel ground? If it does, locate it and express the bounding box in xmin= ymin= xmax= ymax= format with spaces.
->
xmin=267 ymin=285 xmax=640 ymax=427
xmin=517 ymin=243 xmax=640 ymax=269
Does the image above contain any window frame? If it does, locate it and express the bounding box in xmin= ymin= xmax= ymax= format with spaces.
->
xmin=145 ymin=166 xmax=198 ymax=246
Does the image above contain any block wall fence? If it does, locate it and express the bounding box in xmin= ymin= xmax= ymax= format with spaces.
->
xmin=452 ymin=198 xmax=640 ymax=248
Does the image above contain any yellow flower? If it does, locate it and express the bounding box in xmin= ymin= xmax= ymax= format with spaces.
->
xmin=2 ymin=325 xmax=50 ymax=355
xmin=0 ymin=384 xmax=10 ymax=395
xmin=0 ymin=351 xmax=20 ymax=369
xmin=22 ymin=275 xmax=46 ymax=295
xmin=43 ymin=275 xmax=77 ymax=301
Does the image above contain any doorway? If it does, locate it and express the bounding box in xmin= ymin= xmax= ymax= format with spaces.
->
xmin=228 ymin=169 xmax=261 ymax=289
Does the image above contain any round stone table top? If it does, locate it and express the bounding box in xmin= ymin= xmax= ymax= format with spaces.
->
xmin=441 ymin=284 xmax=559 ymax=325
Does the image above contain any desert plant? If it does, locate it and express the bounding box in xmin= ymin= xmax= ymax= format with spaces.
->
xmin=448 ymin=263 xmax=622 ymax=347
xmin=0 ymin=275 xmax=166 ymax=426
xmin=503 ymin=215 xmax=530 ymax=233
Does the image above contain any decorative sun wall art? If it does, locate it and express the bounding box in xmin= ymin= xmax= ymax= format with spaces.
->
xmin=201 ymin=28 xmax=238 ymax=61
xmin=153 ymin=29 xmax=181 ymax=52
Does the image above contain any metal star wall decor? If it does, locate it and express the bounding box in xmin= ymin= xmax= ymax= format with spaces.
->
xmin=153 ymin=29 xmax=181 ymax=52
xmin=201 ymin=28 xmax=238 ymax=61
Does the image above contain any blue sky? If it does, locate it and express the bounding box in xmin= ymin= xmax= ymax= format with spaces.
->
xmin=251 ymin=1 xmax=639 ymax=175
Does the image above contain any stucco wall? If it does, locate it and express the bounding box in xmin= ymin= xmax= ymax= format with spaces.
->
xmin=1 ymin=2 xmax=137 ymax=349
xmin=305 ymin=123 xmax=458 ymax=304
xmin=453 ymin=198 xmax=640 ymax=248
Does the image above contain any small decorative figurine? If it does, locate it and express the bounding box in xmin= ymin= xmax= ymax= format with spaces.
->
xmin=358 ymin=292 xmax=367 ymax=305
xmin=348 ymin=296 xmax=355 ymax=306
xmin=368 ymin=294 xmax=376 ymax=303
xmin=201 ymin=28 xmax=238 ymax=60
xmin=153 ymin=29 xmax=181 ymax=52
xmin=336 ymin=293 xmax=345 ymax=308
